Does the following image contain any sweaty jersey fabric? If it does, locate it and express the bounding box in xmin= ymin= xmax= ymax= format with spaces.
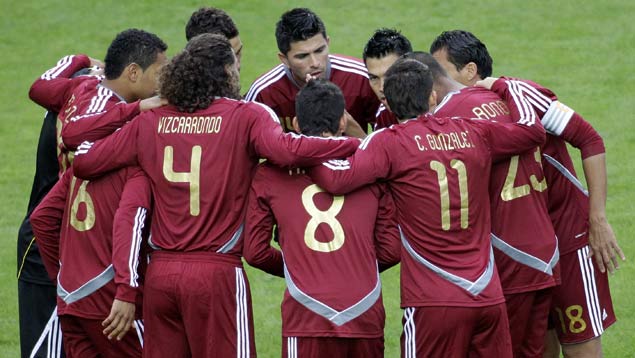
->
xmin=72 ymin=98 xmax=360 ymax=255
xmin=31 ymin=167 xmax=151 ymax=319
xmin=434 ymin=84 xmax=558 ymax=294
xmin=245 ymin=163 xmax=400 ymax=337
xmin=245 ymin=54 xmax=380 ymax=132
xmin=502 ymin=78 xmax=605 ymax=255
xmin=29 ymin=54 xmax=141 ymax=176
xmin=310 ymin=81 xmax=545 ymax=308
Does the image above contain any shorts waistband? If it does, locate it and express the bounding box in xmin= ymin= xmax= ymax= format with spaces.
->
xmin=151 ymin=250 xmax=242 ymax=266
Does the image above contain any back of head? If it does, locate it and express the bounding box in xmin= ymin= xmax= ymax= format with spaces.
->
xmin=363 ymin=28 xmax=412 ymax=62
xmin=186 ymin=7 xmax=239 ymax=41
xmin=384 ymin=59 xmax=433 ymax=120
xmin=295 ymin=79 xmax=345 ymax=136
xmin=159 ymin=33 xmax=239 ymax=113
xmin=402 ymin=51 xmax=448 ymax=83
xmin=275 ymin=8 xmax=326 ymax=54
xmin=104 ymin=29 xmax=167 ymax=80
xmin=429 ymin=30 xmax=492 ymax=79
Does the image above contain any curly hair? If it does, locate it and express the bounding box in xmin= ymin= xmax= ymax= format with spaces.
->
xmin=185 ymin=7 xmax=239 ymax=41
xmin=159 ymin=34 xmax=239 ymax=113
xmin=104 ymin=28 xmax=167 ymax=80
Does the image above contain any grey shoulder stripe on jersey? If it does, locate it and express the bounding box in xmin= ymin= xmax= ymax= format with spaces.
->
xmin=543 ymin=154 xmax=589 ymax=196
xmin=284 ymin=262 xmax=381 ymax=326
xmin=491 ymin=233 xmax=559 ymax=274
xmin=216 ymin=223 xmax=244 ymax=254
xmin=57 ymin=265 xmax=114 ymax=304
xmin=400 ymin=226 xmax=495 ymax=296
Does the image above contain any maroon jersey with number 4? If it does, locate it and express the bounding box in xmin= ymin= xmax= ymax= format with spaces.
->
xmin=29 ymin=55 xmax=141 ymax=175
xmin=30 ymin=167 xmax=151 ymax=319
xmin=72 ymin=98 xmax=360 ymax=254
xmin=434 ymin=84 xmax=559 ymax=294
xmin=310 ymin=80 xmax=546 ymax=308
xmin=245 ymin=163 xmax=400 ymax=338
xmin=245 ymin=54 xmax=380 ymax=132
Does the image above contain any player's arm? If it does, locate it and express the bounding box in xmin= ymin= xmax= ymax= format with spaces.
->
xmin=103 ymin=168 xmax=152 ymax=340
xmin=478 ymin=77 xmax=546 ymax=158
xmin=373 ymin=184 xmax=401 ymax=272
xmin=247 ymin=102 xmax=360 ymax=167
xmin=243 ymin=170 xmax=284 ymax=277
xmin=29 ymin=170 xmax=72 ymax=281
xmin=72 ymin=119 xmax=141 ymax=180
xmin=29 ymin=55 xmax=93 ymax=112
xmin=309 ymin=130 xmax=392 ymax=195
xmin=62 ymin=96 xmax=166 ymax=150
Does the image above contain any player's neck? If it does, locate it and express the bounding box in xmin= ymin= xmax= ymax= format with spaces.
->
xmin=101 ymin=79 xmax=135 ymax=103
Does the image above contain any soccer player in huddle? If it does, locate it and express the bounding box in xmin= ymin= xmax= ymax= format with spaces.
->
xmin=407 ymin=51 xmax=559 ymax=357
xmin=186 ymin=6 xmax=243 ymax=71
xmin=245 ymin=8 xmax=379 ymax=136
xmin=244 ymin=78 xmax=400 ymax=358
xmin=430 ymin=30 xmax=623 ymax=358
xmin=362 ymin=28 xmax=412 ymax=130
xmin=26 ymin=28 xmax=168 ymax=357
xmin=71 ymin=34 xmax=360 ymax=357
xmin=309 ymin=58 xmax=547 ymax=357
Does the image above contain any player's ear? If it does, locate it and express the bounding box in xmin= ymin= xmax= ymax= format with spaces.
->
xmin=278 ymin=52 xmax=289 ymax=66
xmin=464 ymin=62 xmax=478 ymax=83
xmin=429 ymin=89 xmax=438 ymax=110
xmin=126 ymin=63 xmax=141 ymax=82
xmin=291 ymin=116 xmax=301 ymax=133
xmin=325 ymin=35 xmax=330 ymax=47
xmin=337 ymin=113 xmax=346 ymax=135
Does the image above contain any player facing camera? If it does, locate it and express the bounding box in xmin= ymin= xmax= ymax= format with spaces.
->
xmin=294 ymin=79 xmax=346 ymax=137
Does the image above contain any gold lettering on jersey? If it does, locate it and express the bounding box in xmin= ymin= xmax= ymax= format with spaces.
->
xmin=158 ymin=116 xmax=223 ymax=134
xmin=424 ymin=131 xmax=474 ymax=152
xmin=414 ymin=135 xmax=427 ymax=151
xmin=472 ymin=100 xmax=510 ymax=120
xmin=69 ymin=176 xmax=96 ymax=232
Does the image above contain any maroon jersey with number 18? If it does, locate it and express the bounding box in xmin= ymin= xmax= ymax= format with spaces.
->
xmin=434 ymin=84 xmax=559 ymax=294
xmin=245 ymin=163 xmax=400 ymax=338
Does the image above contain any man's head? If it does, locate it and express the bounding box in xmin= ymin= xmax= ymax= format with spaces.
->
xmin=275 ymin=8 xmax=329 ymax=85
xmin=363 ymin=28 xmax=413 ymax=106
xmin=186 ymin=7 xmax=243 ymax=70
xmin=160 ymin=34 xmax=240 ymax=113
xmin=429 ymin=30 xmax=492 ymax=86
xmin=294 ymin=79 xmax=345 ymax=137
xmin=103 ymin=29 xmax=168 ymax=101
xmin=384 ymin=59 xmax=435 ymax=120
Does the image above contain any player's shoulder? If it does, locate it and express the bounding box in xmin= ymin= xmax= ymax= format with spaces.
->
xmin=330 ymin=54 xmax=369 ymax=79
xmin=245 ymin=64 xmax=287 ymax=100
xmin=500 ymin=76 xmax=558 ymax=100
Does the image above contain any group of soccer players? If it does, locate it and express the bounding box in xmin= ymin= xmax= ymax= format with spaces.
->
xmin=18 ymin=5 xmax=624 ymax=358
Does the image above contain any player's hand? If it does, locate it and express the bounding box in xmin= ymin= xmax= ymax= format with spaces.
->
xmin=102 ymin=299 xmax=135 ymax=341
xmin=305 ymin=73 xmax=319 ymax=83
xmin=474 ymin=77 xmax=498 ymax=90
xmin=88 ymin=57 xmax=105 ymax=69
xmin=343 ymin=111 xmax=367 ymax=139
xmin=587 ymin=216 xmax=625 ymax=274
xmin=89 ymin=66 xmax=104 ymax=76
xmin=139 ymin=96 xmax=168 ymax=111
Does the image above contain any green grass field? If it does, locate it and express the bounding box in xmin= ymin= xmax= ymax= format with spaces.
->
xmin=1 ymin=0 xmax=633 ymax=357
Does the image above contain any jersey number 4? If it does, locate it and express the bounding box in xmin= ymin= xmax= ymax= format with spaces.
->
xmin=163 ymin=145 xmax=201 ymax=216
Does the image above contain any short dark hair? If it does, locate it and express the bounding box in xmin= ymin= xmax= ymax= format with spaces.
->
xmin=402 ymin=51 xmax=448 ymax=83
xmin=186 ymin=7 xmax=239 ymax=41
xmin=295 ymin=79 xmax=345 ymax=136
xmin=275 ymin=8 xmax=326 ymax=55
xmin=159 ymin=34 xmax=239 ymax=113
xmin=384 ymin=59 xmax=433 ymax=120
xmin=104 ymin=29 xmax=167 ymax=80
xmin=363 ymin=28 xmax=412 ymax=62
xmin=429 ymin=30 xmax=492 ymax=79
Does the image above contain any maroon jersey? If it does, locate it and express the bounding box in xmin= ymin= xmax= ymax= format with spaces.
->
xmin=30 ymin=167 xmax=151 ymax=319
xmin=310 ymin=81 xmax=545 ymax=308
xmin=244 ymin=163 xmax=400 ymax=338
xmin=72 ymin=98 xmax=360 ymax=255
xmin=29 ymin=55 xmax=141 ymax=175
xmin=434 ymin=85 xmax=558 ymax=294
xmin=245 ymin=54 xmax=380 ymax=132
xmin=501 ymin=78 xmax=605 ymax=255
xmin=374 ymin=104 xmax=399 ymax=130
